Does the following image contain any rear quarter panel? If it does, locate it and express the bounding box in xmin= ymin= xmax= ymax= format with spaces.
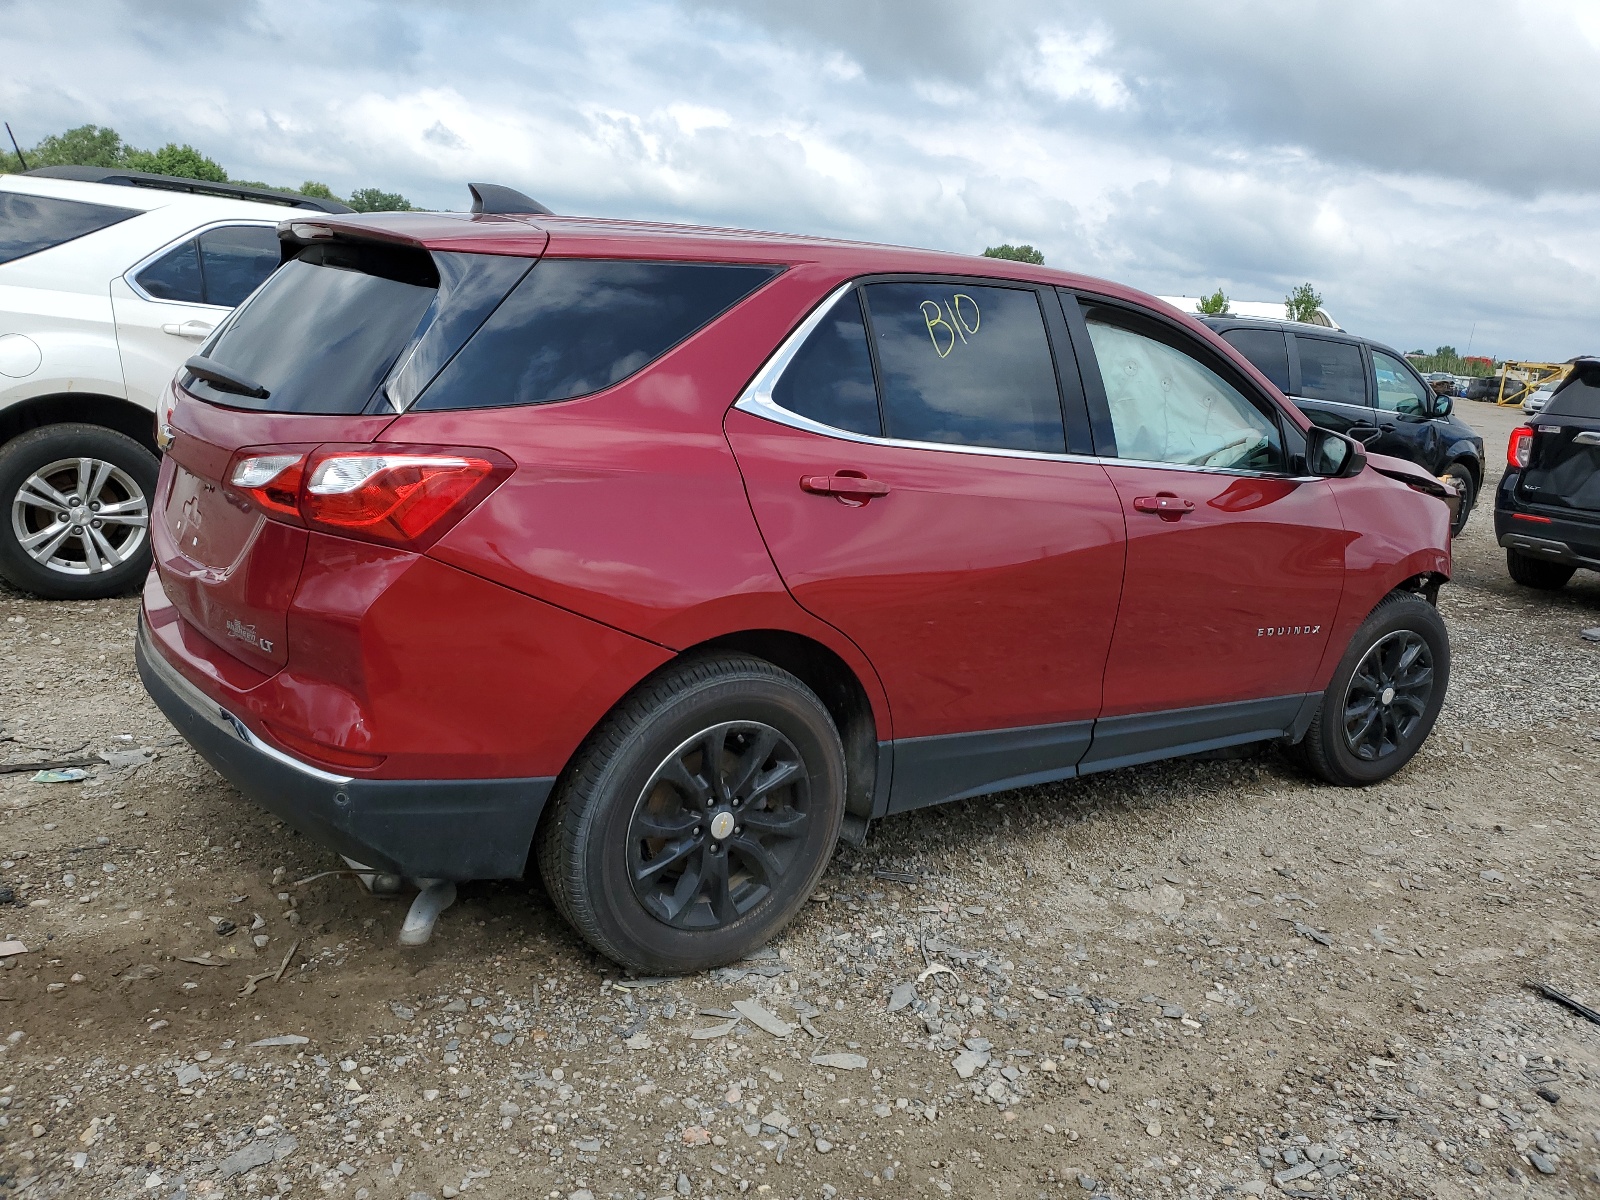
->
xmin=393 ymin=262 xmax=894 ymax=736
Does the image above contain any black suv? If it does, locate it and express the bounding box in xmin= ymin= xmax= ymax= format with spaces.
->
xmin=1201 ymin=316 xmax=1485 ymax=534
xmin=1495 ymin=357 xmax=1600 ymax=589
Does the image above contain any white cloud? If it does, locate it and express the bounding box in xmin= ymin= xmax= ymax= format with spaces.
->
xmin=1027 ymin=29 xmax=1129 ymax=110
xmin=0 ymin=0 xmax=1596 ymax=358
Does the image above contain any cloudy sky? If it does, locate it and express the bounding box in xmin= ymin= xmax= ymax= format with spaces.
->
xmin=3 ymin=0 xmax=1597 ymax=360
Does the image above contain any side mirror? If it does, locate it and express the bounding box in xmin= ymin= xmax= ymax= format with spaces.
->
xmin=1307 ymin=426 xmax=1366 ymax=478
xmin=1434 ymin=394 xmax=1454 ymax=418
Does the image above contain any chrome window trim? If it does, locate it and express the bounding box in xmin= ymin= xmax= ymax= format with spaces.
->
xmin=122 ymin=219 xmax=279 ymax=307
xmin=734 ymin=282 xmax=1318 ymax=480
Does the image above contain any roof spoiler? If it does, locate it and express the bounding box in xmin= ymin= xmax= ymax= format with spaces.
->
xmin=22 ymin=165 xmax=352 ymax=214
xmin=468 ymin=182 xmax=554 ymax=216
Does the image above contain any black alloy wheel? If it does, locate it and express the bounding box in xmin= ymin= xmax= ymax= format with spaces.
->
xmin=1296 ymin=591 xmax=1449 ymax=786
xmin=627 ymin=721 xmax=811 ymax=930
xmin=1341 ymin=630 xmax=1434 ymax=762
xmin=538 ymin=654 xmax=846 ymax=974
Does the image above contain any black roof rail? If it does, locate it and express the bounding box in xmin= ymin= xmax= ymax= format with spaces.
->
xmin=21 ymin=165 xmax=353 ymax=214
xmin=468 ymin=182 xmax=553 ymax=216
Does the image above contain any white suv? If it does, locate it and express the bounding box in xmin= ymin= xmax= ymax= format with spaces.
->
xmin=0 ymin=166 xmax=348 ymax=599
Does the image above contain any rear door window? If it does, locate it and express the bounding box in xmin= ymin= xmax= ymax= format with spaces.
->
xmin=1294 ymin=336 xmax=1367 ymax=406
xmin=414 ymin=260 xmax=780 ymax=411
xmin=135 ymin=240 xmax=205 ymax=303
xmin=772 ymin=290 xmax=881 ymax=436
xmin=0 ymin=192 xmax=138 ymax=265
xmin=197 ymin=225 xmax=280 ymax=307
xmin=1220 ymin=328 xmax=1291 ymax=393
xmin=862 ymin=282 xmax=1065 ymax=453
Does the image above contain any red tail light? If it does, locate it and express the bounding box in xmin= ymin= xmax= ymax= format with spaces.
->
xmin=1508 ymin=426 xmax=1534 ymax=469
xmin=229 ymin=453 xmax=306 ymax=520
xmin=155 ymin=383 xmax=179 ymax=453
xmin=225 ymin=444 xmax=512 ymax=549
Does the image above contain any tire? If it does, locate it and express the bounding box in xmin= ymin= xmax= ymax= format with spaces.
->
xmin=1297 ymin=592 xmax=1449 ymax=787
xmin=0 ymin=424 xmax=158 ymax=601
xmin=1444 ymin=462 xmax=1476 ymax=537
xmin=1505 ymin=547 xmax=1574 ymax=591
xmin=537 ymin=654 xmax=846 ymax=974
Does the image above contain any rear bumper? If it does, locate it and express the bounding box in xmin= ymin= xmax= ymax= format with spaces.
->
xmin=1494 ymin=478 xmax=1600 ymax=569
xmin=136 ymin=615 xmax=553 ymax=880
xmin=1496 ymin=531 xmax=1600 ymax=571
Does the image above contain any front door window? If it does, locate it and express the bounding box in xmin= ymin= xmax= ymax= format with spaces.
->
xmin=1085 ymin=315 xmax=1282 ymax=471
xmin=1372 ymin=350 xmax=1431 ymax=415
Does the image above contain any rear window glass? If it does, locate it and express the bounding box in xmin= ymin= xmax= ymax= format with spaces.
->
xmin=1546 ymin=376 xmax=1600 ymax=418
xmin=0 ymin=192 xmax=138 ymax=265
xmin=1220 ymin=328 xmax=1290 ymax=393
xmin=1294 ymin=336 xmax=1367 ymax=406
xmin=188 ymin=241 xmax=439 ymax=414
xmin=773 ymin=290 xmax=881 ymax=436
xmin=863 ymin=282 xmax=1064 ymax=453
xmin=413 ymin=260 xmax=780 ymax=411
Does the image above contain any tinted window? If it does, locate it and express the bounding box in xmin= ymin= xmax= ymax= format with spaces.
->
xmin=135 ymin=240 xmax=204 ymax=304
xmin=1085 ymin=309 xmax=1282 ymax=472
xmin=1295 ymin=336 xmax=1367 ymax=406
xmin=381 ymin=252 xmax=536 ymax=411
xmin=190 ymin=242 xmax=439 ymax=414
xmin=1220 ymin=328 xmax=1291 ymax=393
xmin=772 ymin=291 xmax=881 ymax=436
xmin=0 ymin=192 xmax=138 ymax=265
xmin=1372 ymin=349 xmax=1431 ymax=415
xmin=863 ymin=282 xmax=1063 ymax=453
xmin=415 ymin=260 xmax=779 ymax=411
xmin=198 ymin=225 xmax=281 ymax=307
xmin=1545 ymin=371 xmax=1600 ymax=419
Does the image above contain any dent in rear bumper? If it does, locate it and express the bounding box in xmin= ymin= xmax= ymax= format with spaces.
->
xmin=136 ymin=615 xmax=552 ymax=880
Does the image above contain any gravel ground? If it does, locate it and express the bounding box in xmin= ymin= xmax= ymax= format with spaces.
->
xmin=0 ymin=400 xmax=1595 ymax=1200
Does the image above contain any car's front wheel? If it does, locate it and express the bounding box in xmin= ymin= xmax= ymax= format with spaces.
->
xmin=0 ymin=424 xmax=158 ymax=601
xmin=1444 ymin=462 xmax=1476 ymax=537
xmin=537 ymin=654 xmax=846 ymax=974
xmin=1296 ymin=592 xmax=1449 ymax=786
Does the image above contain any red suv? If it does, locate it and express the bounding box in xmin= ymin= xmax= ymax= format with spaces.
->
xmin=137 ymin=190 xmax=1455 ymax=972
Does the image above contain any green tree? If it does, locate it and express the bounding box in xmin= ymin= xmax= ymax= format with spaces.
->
xmin=123 ymin=142 xmax=228 ymax=182
xmin=21 ymin=124 xmax=128 ymax=169
xmin=982 ymin=243 xmax=1044 ymax=265
xmin=1196 ymin=288 xmax=1230 ymax=316
xmin=1284 ymin=282 xmax=1323 ymax=324
xmin=1 ymin=124 xmax=416 ymax=211
xmin=348 ymin=187 xmax=413 ymax=213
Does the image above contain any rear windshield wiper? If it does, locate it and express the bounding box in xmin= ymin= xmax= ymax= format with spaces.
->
xmin=184 ymin=356 xmax=270 ymax=400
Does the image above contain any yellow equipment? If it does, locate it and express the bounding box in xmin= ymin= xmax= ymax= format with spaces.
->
xmin=1495 ymin=361 xmax=1572 ymax=405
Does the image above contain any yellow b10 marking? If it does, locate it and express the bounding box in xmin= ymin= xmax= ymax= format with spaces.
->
xmin=919 ymin=294 xmax=981 ymax=358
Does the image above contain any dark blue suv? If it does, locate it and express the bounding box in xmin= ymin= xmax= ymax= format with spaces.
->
xmin=1495 ymin=357 xmax=1600 ymax=589
xmin=1201 ymin=316 xmax=1485 ymax=535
